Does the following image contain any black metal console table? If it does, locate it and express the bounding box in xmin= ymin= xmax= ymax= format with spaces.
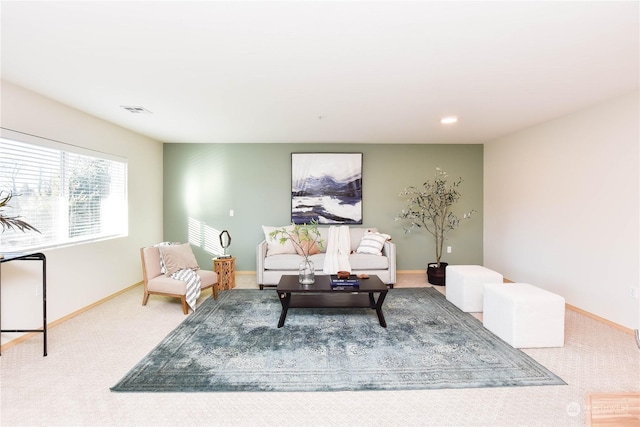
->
xmin=0 ymin=252 xmax=47 ymax=356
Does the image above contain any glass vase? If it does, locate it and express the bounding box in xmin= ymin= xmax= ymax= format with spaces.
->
xmin=298 ymin=258 xmax=315 ymax=285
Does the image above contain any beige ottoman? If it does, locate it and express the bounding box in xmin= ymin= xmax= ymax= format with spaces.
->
xmin=446 ymin=265 xmax=503 ymax=312
xmin=483 ymin=283 xmax=565 ymax=348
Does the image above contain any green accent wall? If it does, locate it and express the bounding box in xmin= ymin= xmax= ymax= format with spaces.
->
xmin=163 ymin=143 xmax=483 ymax=273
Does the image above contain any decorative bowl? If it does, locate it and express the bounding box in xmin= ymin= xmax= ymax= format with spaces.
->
xmin=336 ymin=271 xmax=350 ymax=279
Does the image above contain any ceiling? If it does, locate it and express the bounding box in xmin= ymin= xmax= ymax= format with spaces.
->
xmin=1 ymin=1 xmax=638 ymax=144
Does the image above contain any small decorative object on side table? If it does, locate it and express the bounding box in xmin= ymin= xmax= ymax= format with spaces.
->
xmin=214 ymin=256 xmax=235 ymax=290
xmin=218 ymin=230 xmax=232 ymax=258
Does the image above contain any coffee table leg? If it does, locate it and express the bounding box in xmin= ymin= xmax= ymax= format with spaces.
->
xmin=277 ymin=291 xmax=290 ymax=328
xmin=374 ymin=291 xmax=388 ymax=328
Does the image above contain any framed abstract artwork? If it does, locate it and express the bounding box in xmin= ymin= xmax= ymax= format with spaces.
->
xmin=291 ymin=152 xmax=362 ymax=224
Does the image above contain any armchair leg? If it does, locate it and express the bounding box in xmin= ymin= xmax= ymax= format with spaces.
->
xmin=142 ymin=291 xmax=150 ymax=306
xmin=212 ymin=282 xmax=219 ymax=300
xmin=181 ymin=297 xmax=189 ymax=315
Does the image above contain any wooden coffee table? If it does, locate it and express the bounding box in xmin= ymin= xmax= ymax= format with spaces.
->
xmin=276 ymin=274 xmax=389 ymax=328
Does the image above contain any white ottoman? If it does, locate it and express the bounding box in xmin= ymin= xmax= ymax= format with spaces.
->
xmin=483 ymin=283 xmax=565 ymax=348
xmin=446 ymin=265 xmax=503 ymax=312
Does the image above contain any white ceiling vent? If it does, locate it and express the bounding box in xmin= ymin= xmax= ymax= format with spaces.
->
xmin=121 ymin=106 xmax=152 ymax=114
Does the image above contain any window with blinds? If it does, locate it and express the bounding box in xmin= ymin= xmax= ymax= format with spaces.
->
xmin=0 ymin=134 xmax=128 ymax=252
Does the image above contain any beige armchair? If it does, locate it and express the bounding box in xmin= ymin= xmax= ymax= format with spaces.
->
xmin=140 ymin=245 xmax=219 ymax=314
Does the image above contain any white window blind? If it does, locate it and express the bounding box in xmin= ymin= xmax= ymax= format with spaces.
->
xmin=0 ymin=133 xmax=128 ymax=252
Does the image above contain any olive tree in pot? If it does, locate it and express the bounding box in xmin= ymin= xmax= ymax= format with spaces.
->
xmin=396 ymin=168 xmax=474 ymax=285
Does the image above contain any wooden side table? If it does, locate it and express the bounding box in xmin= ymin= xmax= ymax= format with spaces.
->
xmin=213 ymin=257 xmax=236 ymax=290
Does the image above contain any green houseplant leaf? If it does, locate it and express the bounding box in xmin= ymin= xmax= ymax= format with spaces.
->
xmin=269 ymin=219 xmax=325 ymax=263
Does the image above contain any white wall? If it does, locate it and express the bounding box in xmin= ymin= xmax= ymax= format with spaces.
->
xmin=484 ymin=91 xmax=639 ymax=330
xmin=1 ymin=81 xmax=164 ymax=346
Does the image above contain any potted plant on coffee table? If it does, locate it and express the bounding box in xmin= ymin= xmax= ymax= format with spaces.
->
xmin=396 ymin=167 xmax=474 ymax=285
xmin=269 ymin=220 xmax=325 ymax=285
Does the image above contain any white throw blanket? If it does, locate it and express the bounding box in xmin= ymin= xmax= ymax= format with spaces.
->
xmin=323 ymin=225 xmax=352 ymax=274
xmin=170 ymin=269 xmax=201 ymax=312
xmin=156 ymin=242 xmax=202 ymax=312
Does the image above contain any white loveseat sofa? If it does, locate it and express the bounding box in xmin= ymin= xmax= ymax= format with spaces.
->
xmin=257 ymin=226 xmax=396 ymax=289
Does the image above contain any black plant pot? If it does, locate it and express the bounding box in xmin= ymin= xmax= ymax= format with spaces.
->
xmin=427 ymin=262 xmax=448 ymax=286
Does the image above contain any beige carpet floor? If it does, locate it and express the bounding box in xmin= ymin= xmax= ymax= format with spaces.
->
xmin=1 ymin=273 xmax=638 ymax=427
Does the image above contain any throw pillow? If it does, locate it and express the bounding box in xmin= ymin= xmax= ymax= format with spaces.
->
xmin=262 ymin=225 xmax=297 ymax=255
xmin=155 ymin=241 xmax=180 ymax=273
xmin=356 ymin=231 xmax=391 ymax=256
xmin=292 ymin=235 xmax=321 ymax=257
xmin=349 ymin=227 xmax=378 ymax=252
xmin=158 ymin=243 xmax=200 ymax=276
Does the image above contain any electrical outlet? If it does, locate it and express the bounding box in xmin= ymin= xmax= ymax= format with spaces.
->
xmin=229 ymin=209 xmax=234 ymax=217
xmin=630 ymin=286 xmax=638 ymax=299
xmin=447 ymin=246 xmax=452 ymax=253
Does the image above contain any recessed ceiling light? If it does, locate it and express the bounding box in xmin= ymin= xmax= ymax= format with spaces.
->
xmin=440 ymin=116 xmax=458 ymax=124
xmin=121 ymin=106 xmax=152 ymax=114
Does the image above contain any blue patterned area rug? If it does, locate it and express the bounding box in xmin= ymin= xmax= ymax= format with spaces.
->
xmin=111 ymin=288 xmax=565 ymax=392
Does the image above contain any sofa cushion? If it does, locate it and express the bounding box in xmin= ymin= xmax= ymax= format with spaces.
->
xmin=349 ymin=253 xmax=390 ymax=270
xmin=263 ymin=253 xmax=388 ymax=271
xmin=197 ymin=269 xmax=219 ymax=288
xmin=147 ymin=275 xmax=188 ymax=294
xmin=356 ymin=231 xmax=390 ymax=255
xmin=262 ymin=225 xmax=297 ymax=255
xmin=264 ymin=253 xmax=326 ymax=270
xmin=147 ymin=269 xmax=217 ymax=294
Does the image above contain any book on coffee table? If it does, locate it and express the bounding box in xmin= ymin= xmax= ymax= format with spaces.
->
xmin=330 ymin=275 xmax=360 ymax=289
